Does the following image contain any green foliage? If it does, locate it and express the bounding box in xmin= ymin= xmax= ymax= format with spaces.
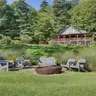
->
xmin=11 ymin=40 xmax=20 ymax=45
xmin=34 ymin=12 xmax=54 ymax=43
xmin=71 ymin=0 xmax=80 ymax=6
xmin=0 ymin=0 xmax=6 ymax=6
xmin=0 ymin=0 xmax=95 ymax=44
xmin=0 ymin=0 xmax=81 ymax=43
xmin=52 ymin=0 xmax=72 ymax=32
xmin=20 ymin=35 xmax=32 ymax=44
xmin=0 ymin=44 xmax=96 ymax=70
xmin=40 ymin=0 xmax=49 ymax=12
xmin=0 ymin=35 xmax=11 ymax=44
xmin=11 ymin=0 xmax=32 ymax=38
xmin=71 ymin=0 xmax=96 ymax=33
xmin=72 ymin=49 xmax=79 ymax=55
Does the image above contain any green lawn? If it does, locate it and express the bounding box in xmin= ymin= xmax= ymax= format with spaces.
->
xmin=0 ymin=72 xmax=96 ymax=96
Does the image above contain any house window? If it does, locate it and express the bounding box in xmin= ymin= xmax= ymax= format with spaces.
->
xmin=86 ymin=41 xmax=91 ymax=45
xmin=79 ymin=41 xmax=85 ymax=45
xmin=71 ymin=41 xmax=77 ymax=45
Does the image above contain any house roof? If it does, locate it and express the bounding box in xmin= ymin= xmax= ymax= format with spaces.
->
xmin=59 ymin=26 xmax=87 ymax=35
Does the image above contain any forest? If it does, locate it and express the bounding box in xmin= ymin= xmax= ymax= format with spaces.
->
xmin=0 ymin=0 xmax=96 ymax=44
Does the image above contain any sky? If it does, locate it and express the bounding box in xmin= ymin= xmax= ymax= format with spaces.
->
xmin=7 ymin=0 xmax=53 ymax=10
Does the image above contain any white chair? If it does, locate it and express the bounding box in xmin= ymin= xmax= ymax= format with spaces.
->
xmin=38 ymin=57 xmax=56 ymax=66
xmin=48 ymin=57 xmax=56 ymax=66
xmin=16 ymin=57 xmax=31 ymax=68
xmin=70 ymin=59 xmax=87 ymax=72
xmin=62 ymin=58 xmax=76 ymax=69
xmin=77 ymin=59 xmax=86 ymax=72
xmin=0 ymin=60 xmax=8 ymax=72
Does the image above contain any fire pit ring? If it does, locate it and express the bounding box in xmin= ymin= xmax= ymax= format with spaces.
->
xmin=35 ymin=66 xmax=62 ymax=75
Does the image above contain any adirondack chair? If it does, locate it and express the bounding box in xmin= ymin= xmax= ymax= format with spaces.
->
xmin=77 ymin=59 xmax=87 ymax=72
xmin=70 ymin=59 xmax=86 ymax=72
xmin=16 ymin=57 xmax=31 ymax=67
xmin=38 ymin=57 xmax=47 ymax=66
xmin=38 ymin=57 xmax=56 ymax=66
xmin=62 ymin=58 xmax=76 ymax=70
xmin=47 ymin=57 xmax=56 ymax=66
xmin=0 ymin=57 xmax=8 ymax=72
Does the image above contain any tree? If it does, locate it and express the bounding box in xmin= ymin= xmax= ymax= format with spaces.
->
xmin=35 ymin=12 xmax=54 ymax=43
xmin=71 ymin=0 xmax=80 ymax=6
xmin=0 ymin=0 xmax=6 ymax=7
xmin=29 ymin=8 xmax=38 ymax=33
xmin=40 ymin=0 xmax=49 ymax=12
xmin=0 ymin=0 xmax=18 ymax=39
xmin=0 ymin=0 xmax=84 ymax=44
xmin=71 ymin=0 xmax=96 ymax=33
xmin=11 ymin=0 xmax=32 ymax=40
xmin=0 ymin=0 xmax=7 ymax=28
xmin=52 ymin=0 xmax=72 ymax=33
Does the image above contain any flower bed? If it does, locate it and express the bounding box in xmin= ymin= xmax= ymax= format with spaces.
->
xmin=35 ymin=66 xmax=62 ymax=75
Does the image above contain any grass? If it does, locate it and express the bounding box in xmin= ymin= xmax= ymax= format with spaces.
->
xmin=0 ymin=72 xmax=96 ymax=96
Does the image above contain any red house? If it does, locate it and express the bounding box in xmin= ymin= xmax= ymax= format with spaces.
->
xmin=52 ymin=26 xmax=94 ymax=46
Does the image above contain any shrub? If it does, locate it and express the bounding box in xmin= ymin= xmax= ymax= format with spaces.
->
xmin=11 ymin=40 xmax=20 ymax=44
xmin=20 ymin=35 xmax=32 ymax=44
xmin=73 ymin=49 xmax=79 ymax=55
xmin=0 ymin=36 xmax=11 ymax=44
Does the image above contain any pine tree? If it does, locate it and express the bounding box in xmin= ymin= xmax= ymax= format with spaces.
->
xmin=40 ymin=0 xmax=49 ymax=12
xmin=11 ymin=0 xmax=32 ymax=37
xmin=52 ymin=0 xmax=72 ymax=32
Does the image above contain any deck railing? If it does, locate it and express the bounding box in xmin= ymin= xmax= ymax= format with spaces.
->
xmin=52 ymin=37 xmax=93 ymax=42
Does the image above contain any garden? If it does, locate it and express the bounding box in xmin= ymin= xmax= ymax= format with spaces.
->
xmin=0 ymin=44 xmax=96 ymax=71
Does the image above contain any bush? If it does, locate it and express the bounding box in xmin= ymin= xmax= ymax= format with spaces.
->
xmin=11 ymin=40 xmax=20 ymax=44
xmin=0 ymin=36 xmax=11 ymax=44
xmin=20 ymin=35 xmax=32 ymax=44
xmin=73 ymin=49 xmax=79 ymax=55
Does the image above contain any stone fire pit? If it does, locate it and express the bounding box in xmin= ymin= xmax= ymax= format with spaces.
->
xmin=35 ymin=66 xmax=62 ymax=75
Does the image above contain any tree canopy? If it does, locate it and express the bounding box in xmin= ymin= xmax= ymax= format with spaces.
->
xmin=71 ymin=0 xmax=96 ymax=32
xmin=0 ymin=0 xmax=95 ymax=44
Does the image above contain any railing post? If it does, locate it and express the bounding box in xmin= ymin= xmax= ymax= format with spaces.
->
xmin=69 ymin=35 xmax=71 ymax=45
xmin=92 ymin=34 xmax=94 ymax=42
xmin=84 ymin=34 xmax=86 ymax=46
xmin=77 ymin=35 xmax=78 ymax=45
xmin=63 ymin=36 xmax=65 ymax=45
xmin=58 ymin=36 xmax=60 ymax=44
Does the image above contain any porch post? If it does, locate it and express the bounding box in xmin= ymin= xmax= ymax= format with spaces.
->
xmin=58 ymin=36 xmax=60 ymax=44
xmin=77 ymin=35 xmax=78 ymax=45
xmin=84 ymin=34 xmax=86 ymax=46
xmin=69 ymin=35 xmax=71 ymax=45
xmin=63 ymin=36 xmax=65 ymax=44
xmin=92 ymin=34 xmax=94 ymax=42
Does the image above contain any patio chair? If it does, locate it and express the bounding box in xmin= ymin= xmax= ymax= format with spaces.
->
xmin=77 ymin=59 xmax=87 ymax=72
xmin=48 ymin=57 xmax=56 ymax=66
xmin=62 ymin=58 xmax=76 ymax=70
xmin=38 ymin=56 xmax=47 ymax=66
xmin=16 ymin=57 xmax=31 ymax=68
xmin=70 ymin=59 xmax=87 ymax=72
xmin=38 ymin=57 xmax=56 ymax=66
xmin=0 ymin=57 xmax=8 ymax=72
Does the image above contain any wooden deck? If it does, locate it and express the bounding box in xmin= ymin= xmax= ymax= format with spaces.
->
xmin=52 ymin=34 xmax=94 ymax=45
